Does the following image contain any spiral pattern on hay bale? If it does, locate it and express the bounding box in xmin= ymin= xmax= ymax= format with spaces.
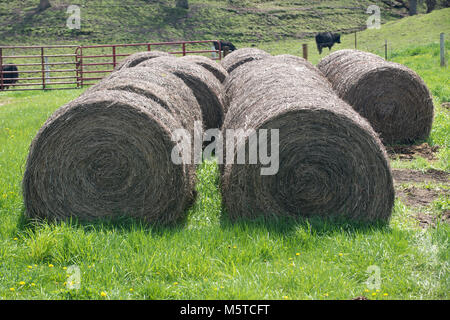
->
xmin=23 ymin=90 xmax=196 ymax=224
xmin=317 ymin=49 xmax=434 ymax=144
xmin=221 ymin=58 xmax=395 ymax=222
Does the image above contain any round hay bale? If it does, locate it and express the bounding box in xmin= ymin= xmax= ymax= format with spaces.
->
xmin=224 ymin=55 xmax=335 ymax=106
xmin=220 ymin=48 xmax=272 ymax=74
xmin=82 ymin=67 xmax=202 ymax=134
xmin=22 ymin=90 xmax=196 ymax=224
xmin=274 ymin=54 xmax=322 ymax=74
xmin=221 ymin=59 xmax=395 ymax=222
xmin=114 ymin=50 xmax=171 ymax=71
xmin=180 ymin=55 xmax=229 ymax=83
xmin=317 ymin=49 xmax=434 ymax=145
xmin=138 ymin=56 xmax=227 ymax=129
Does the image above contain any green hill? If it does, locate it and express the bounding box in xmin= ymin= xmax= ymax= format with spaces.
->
xmin=1 ymin=0 xmax=447 ymax=45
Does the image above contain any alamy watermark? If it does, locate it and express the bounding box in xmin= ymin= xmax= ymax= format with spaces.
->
xmin=67 ymin=5 xmax=81 ymax=30
xmin=171 ymin=121 xmax=279 ymax=175
xmin=366 ymin=5 xmax=381 ymax=29
xmin=365 ymin=265 xmax=381 ymax=291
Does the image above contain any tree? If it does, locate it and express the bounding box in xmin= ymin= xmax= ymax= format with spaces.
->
xmin=425 ymin=0 xmax=437 ymax=12
xmin=37 ymin=0 xmax=51 ymax=12
xmin=176 ymin=0 xmax=189 ymax=9
xmin=409 ymin=0 xmax=417 ymax=15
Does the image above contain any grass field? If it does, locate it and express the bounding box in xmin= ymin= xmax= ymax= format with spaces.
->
xmin=0 ymin=12 xmax=449 ymax=300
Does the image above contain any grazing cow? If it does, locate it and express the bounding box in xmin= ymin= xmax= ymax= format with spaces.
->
xmin=0 ymin=64 xmax=19 ymax=90
xmin=213 ymin=40 xmax=237 ymax=52
xmin=315 ymin=32 xmax=341 ymax=54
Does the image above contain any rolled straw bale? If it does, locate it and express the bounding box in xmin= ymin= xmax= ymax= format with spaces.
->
xmin=317 ymin=49 xmax=434 ymax=144
xmin=82 ymin=67 xmax=202 ymax=134
xmin=180 ymin=55 xmax=228 ymax=83
xmin=274 ymin=54 xmax=322 ymax=74
xmin=220 ymin=48 xmax=272 ymax=74
xmin=114 ymin=50 xmax=171 ymax=71
xmin=138 ymin=56 xmax=227 ymax=129
xmin=22 ymin=90 xmax=196 ymax=224
xmin=221 ymin=58 xmax=395 ymax=222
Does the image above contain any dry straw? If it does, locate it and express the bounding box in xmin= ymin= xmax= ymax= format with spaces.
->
xmin=23 ymin=90 xmax=197 ymax=224
xmin=138 ymin=56 xmax=227 ymax=129
xmin=220 ymin=48 xmax=272 ymax=74
xmin=221 ymin=58 xmax=395 ymax=222
xmin=113 ymin=50 xmax=171 ymax=71
xmin=180 ymin=55 xmax=229 ymax=83
xmin=82 ymin=66 xmax=202 ymax=134
xmin=317 ymin=49 xmax=434 ymax=145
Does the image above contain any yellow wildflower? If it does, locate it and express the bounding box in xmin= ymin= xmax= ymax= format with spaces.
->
xmin=100 ymin=291 xmax=107 ymax=297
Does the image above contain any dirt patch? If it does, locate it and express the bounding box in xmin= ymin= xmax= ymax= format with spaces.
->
xmin=396 ymin=186 xmax=447 ymax=207
xmin=386 ymin=143 xmax=440 ymax=161
xmin=415 ymin=211 xmax=450 ymax=228
xmin=392 ymin=169 xmax=449 ymax=184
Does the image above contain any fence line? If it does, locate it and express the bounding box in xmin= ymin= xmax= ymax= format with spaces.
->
xmin=0 ymin=40 xmax=223 ymax=91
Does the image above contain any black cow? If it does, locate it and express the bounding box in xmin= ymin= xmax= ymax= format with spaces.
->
xmin=315 ymin=32 xmax=341 ymax=54
xmin=213 ymin=40 xmax=237 ymax=52
xmin=0 ymin=64 xmax=19 ymax=90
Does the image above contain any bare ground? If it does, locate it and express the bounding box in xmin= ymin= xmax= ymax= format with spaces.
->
xmin=386 ymin=143 xmax=440 ymax=161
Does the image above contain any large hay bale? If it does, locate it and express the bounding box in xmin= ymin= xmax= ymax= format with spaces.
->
xmin=180 ymin=55 xmax=228 ymax=83
xmin=22 ymin=90 xmax=196 ymax=224
xmin=220 ymin=48 xmax=272 ymax=74
xmin=317 ymin=49 xmax=434 ymax=144
xmin=221 ymin=59 xmax=395 ymax=222
xmin=138 ymin=56 xmax=227 ymax=129
xmin=114 ymin=50 xmax=171 ymax=71
xmin=82 ymin=67 xmax=202 ymax=134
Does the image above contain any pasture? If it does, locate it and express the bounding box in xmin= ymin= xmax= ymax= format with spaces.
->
xmin=0 ymin=9 xmax=449 ymax=299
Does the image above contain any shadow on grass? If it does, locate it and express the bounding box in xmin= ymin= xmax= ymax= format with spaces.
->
xmin=219 ymin=212 xmax=391 ymax=237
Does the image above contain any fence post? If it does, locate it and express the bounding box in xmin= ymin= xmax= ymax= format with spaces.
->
xmin=219 ymin=41 xmax=222 ymax=60
xmin=80 ymin=47 xmax=83 ymax=88
xmin=302 ymin=44 xmax=308 ymax=60
xmin=0 ymin=48 xmax=3 ymax=90
xmin=441 ymin=33 xmax=446 ymax=67
xmin=112 ymin=46 xmax=117 ymax=69
xmin=182 ymin=43 xmax=186 ymax=56
xmin=147 ymin=44 xmax=151 ymax=51
xmin=385 ymin=40 xmax=388 ymax=60
xmin=41 ymin=47 xmax=46 ymax=90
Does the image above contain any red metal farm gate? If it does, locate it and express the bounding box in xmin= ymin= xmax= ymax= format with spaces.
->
xmin=0 ymin=40 xmax=223 ymax=91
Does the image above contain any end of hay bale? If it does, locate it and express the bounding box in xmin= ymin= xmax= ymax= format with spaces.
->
xmin=221 ymin=58 xmax=395 ymax=223
xmin=317 ymin=49 xmax=434 ymax=145
xmin=22 ymin=90 xmax=196 ymax=225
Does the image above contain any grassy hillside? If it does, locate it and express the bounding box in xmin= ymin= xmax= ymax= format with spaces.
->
xmin=0 ymin=0 xmax=442 ymax=45
xmin=237 ymin=7 xmax=450 ymax=66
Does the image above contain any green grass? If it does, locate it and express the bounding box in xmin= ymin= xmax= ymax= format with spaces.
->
xmin=0 ymin=12 xmax=449 ymax=300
